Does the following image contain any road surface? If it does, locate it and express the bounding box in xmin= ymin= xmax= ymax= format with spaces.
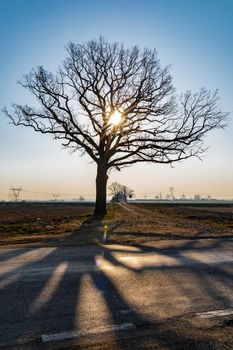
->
xmin=0 ymin=238 xmax=233 ymax=349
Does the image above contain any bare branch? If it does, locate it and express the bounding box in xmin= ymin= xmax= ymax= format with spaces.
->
xmin=3 ymin=36 xmax=228 ymax=191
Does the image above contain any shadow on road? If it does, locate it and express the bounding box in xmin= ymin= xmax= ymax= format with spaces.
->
xmin=0 ymin=215 xmax=233 ymax=349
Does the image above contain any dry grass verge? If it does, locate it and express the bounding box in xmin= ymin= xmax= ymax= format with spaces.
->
xmin=0 ymin=202 xmax=232 ymax=247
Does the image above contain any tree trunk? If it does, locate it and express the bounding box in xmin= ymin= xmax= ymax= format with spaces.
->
xmin=94 ymin=163 xmax=108 ymax=215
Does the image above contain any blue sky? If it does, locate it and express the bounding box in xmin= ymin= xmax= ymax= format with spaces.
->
xmin=0 ymin=0 xmax=233 ymax=200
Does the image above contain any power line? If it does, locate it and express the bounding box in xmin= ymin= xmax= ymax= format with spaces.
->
xmin=8 ymin=187 xmax=95 ymax=200
xmin=23 ymin=189 xmax=95 ymax=197
xmin=6 ymin=186 xmax=233 ymax=201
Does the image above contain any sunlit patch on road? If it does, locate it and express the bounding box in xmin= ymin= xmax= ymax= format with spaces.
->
xmin=29 ymin=262 xmax=68 ymax=315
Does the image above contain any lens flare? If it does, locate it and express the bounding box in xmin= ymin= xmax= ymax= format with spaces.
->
xmin=108 ymin=110 xmax=122 ymax=126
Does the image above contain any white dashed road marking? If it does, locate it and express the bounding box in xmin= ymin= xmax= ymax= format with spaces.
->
xmin=195 ymin=309 xmax=233 ymax=318
xmin=41 ymin=322 xmax=135 ymax=342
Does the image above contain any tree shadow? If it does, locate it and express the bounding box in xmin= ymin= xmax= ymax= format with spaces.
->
xmin=107 ymin=227 xmax=233 ymax=244
xmin=42 ymin=214 xmax=105 ymax=247
xmin=0 ymin=247 xmax=34 ymax=262
xmin=0 ymin=219 xmax=232 ymax=349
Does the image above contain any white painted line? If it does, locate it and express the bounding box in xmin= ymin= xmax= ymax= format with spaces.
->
xmin=195 ymin=309 xmax=233 ymax=318
xmin=41 ymin=322 xmax=135 ymax=343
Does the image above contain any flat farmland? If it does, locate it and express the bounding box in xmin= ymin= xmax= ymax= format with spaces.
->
xmin=0 ymin=202 xmax=232 ymax=247
xmin=0 ymin=203 xmax=94 ymax=245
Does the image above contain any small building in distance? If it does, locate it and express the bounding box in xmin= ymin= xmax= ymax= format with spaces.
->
xmin=110 ymin=191 xmax=127 ymax=203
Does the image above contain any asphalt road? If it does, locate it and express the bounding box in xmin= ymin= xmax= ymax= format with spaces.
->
xmin=0 ymin=238 xmax=233 ymax=349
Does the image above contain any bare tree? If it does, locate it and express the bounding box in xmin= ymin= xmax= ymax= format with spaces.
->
xmin=121 ymin=185 xmax=135 ymax=200
xmin=108 ymin=182 xmax=134 ymax=202
xmin=108 ymin=182 xmax=123 ymax=197
xmin=3 ymin=37 xmax=228 ymax=214
xmin=79 ymin=195 xmax=84 ymax=202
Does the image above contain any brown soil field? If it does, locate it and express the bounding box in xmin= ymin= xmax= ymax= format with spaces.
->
xmin=0 ymin=202 xmax=232 ymax=247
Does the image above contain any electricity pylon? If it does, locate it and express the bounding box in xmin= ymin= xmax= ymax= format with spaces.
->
xmin=10 ymin=186 xmax=23 ymax=202
xmin=169 ymin=187 xmax=174 ymax=200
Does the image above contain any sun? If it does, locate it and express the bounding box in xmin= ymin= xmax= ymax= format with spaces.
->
xmin=108 ymin=110 xmax=122 ymax=126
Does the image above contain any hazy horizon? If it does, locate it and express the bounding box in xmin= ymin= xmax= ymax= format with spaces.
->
xmin=1 ymin=0 xmax=233 ymax=201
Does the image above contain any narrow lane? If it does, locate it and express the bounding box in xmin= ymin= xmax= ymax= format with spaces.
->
xmin=0 ymin=238 xmax=232 ymax=347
